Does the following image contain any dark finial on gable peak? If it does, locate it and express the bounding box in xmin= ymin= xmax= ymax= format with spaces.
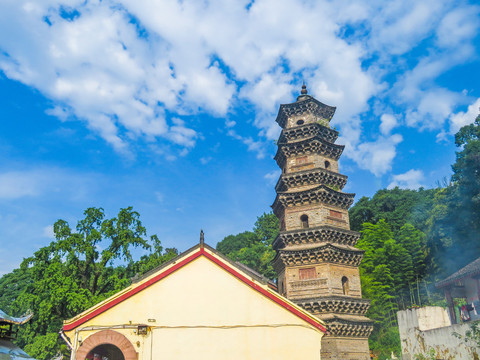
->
xmin=200 ymin=229 xmax=204 ymax=248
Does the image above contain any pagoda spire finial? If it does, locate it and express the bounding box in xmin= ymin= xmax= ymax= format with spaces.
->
xmin=301 ymin=82 xmax=308 ymax=95
xmin=200 ymin=229 xmax=204 ymax=248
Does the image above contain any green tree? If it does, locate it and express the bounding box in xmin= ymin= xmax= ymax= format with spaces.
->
xmin=216 ymin=212 xmax=279 ymax=280
xmin=0 ymin=267 xmax=32 ymax=314
xmin=349 ymin=188 xmax=436 ymax=234
xmin=4 ymin=207 xmax=174 ymax=360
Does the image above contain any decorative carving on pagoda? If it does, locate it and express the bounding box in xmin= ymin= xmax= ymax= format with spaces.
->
xmin=296 ymin=296 xmax=371 ymax=315
xmin=275 ymin=168 xmax=348 ymax=192
xmin=272 ymin=84 xmax=373 ymax=360
xmin=323 ymin=318 xmax=374 ymax=337
xmin=272 ymin=184 xmax=355 ymax=214
xmin=272 ymin=226 xmax=360 ymax=249
xmin=272 ymin=243 xmax=364 ymax=270
xmin=278 ymin=123 xmax=339 ymax=143
xmin=275 ymin=136 xmax=345 ymax=167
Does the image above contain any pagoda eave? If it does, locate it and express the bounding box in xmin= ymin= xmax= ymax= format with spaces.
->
xmin=317 ymin=315 xmax=374 ymax=337
xmin=271 ymin=185 xmax=355 ymax=215
xmin=274 ymin=138 xmax=345 ymax=168
xmin=275 ymin=168 xmax=348 ymax=192
xmin=275 ymin=97 xmax=337 ymax=129
xmin=273 ymin=243 xmax=365 ymax=270
xmin=279 ymin=123 xmax=339 ymax=144
xmin=272 ymin=226 xmax=360 ymax=250
xmin=295 ymin=295 xmax=371 ymax=316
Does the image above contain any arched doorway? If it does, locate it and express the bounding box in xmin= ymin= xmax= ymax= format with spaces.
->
xmin=75 ymin=330 xmax=137 ymax=360
xmin=86 ymin=344 xmax=125 ymax=360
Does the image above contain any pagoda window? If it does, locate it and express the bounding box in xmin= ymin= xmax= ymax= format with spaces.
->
xmin=299 ymin=267 xmax=316 ymax=280
xmin=300 ymin=214 xmax=309 ymax=228
xmin=296 ymin=119 xmax=305 ymax=125
xmin=325 ymin=160 xmax=330 ymax=169
xmin=342 ymin=276 xmax=349 ymax=295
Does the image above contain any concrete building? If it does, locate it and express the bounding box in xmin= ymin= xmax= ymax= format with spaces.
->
xmin=271 ymin=85 xmax=373 ymax=359
xmin=397 ymin=306 xmax=479 ymax=360
xmin=62 ymin=243 xmax=327 ymax=360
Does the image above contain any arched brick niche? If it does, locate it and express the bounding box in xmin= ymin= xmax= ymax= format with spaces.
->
xmin=76 ymin=329 xmax=137 ymax=360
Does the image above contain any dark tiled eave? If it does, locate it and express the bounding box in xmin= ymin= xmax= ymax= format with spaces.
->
xmin=271 ymin=184 xmax=355 ymax=215
xmin=436 ymin=257 xmax=480 ymax=289
xmin=275 ymin=167 xmax=348 ymax=192
xmin=275 ymin=97 xmax=336 ymax=129
xmin=274 ymin=136 xmax=345 ymax=168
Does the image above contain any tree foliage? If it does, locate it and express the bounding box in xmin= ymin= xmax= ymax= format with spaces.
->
xmin=1 ymin=207 xmax=176 ymax=360
xmin=216 ymin=212 xmax=279 ymax=280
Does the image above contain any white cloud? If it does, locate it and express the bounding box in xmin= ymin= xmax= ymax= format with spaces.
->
xmin=436 ymin=7 xmax=480 ymax=48
xmin=200 ymin=157 xmax=212 ymax=165
xmin=0 ymin=0 xmax=478 ymax=174
xmin=388 ymin=169 xmax=425 ymax=189
xmin=227 ymin=129 xmax=267 ymax=159
xmin=346 ymin=134 xmax=403 ymax=177
xmin=264 ymin=170 xmax=281 ymax=184
xmin=449 ymin=98 xmax=480 ymax=134
xmin=380 ymin=114 xmax=397 ymax=135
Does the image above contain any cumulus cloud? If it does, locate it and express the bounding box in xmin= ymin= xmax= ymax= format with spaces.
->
xmin=449 ymin=98 xmax=480 ymax=134
xmin=264 ymin=170 xmax=281 ymax=184
xmin=0 ymin=0 xmax=478 ymax=174
xmin=380 ymin=114 xmax=398 ymax=135
xmin=388 ymin=169 xmax=425 ymax=190
xmin=346 ymin=134 xmax=403 ymax=177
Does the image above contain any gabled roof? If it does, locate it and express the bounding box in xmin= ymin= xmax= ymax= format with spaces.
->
xmin=63 ymin=243 xmax=327 ymax=333
xmin=436 ymin=257 xmax=480 ymax=288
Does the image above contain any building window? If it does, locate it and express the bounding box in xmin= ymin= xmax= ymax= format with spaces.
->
xmin=296 ymin=119 xmax=305 ymax=125
xmin=300 ymin=214 xmax=309 ymax=228
xmin=299 ymin=267 xmax=316 ymax=280
xmin=325 ymin=160 xmax=330 ymax=169
xmin=342 ymin=276 xmax=349 ymax=295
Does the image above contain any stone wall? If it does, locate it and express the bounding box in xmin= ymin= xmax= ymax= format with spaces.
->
xmin=397 ymin=306 xmax=480 ymax=360
xmin=283 ymin=204 xmax=350 ymax=231
xmin=284 ymin=263 xmax=362 ymax=299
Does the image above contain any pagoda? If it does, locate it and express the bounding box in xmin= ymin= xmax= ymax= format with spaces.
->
xmin=271 ymin=85 xmax=373 ymax=359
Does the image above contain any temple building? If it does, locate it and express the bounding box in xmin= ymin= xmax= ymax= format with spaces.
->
xmin=62 ymin=241 xmax=327 ymax=360
xmin=271 ymin=85 xmax=373 ymax=359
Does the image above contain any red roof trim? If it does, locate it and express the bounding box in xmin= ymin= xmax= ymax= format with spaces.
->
xmin=63 ymin=248 xmax=326 ymax=333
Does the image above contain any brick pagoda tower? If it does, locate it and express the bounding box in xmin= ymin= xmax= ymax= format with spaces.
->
xmin=272 ymin=85 xmax=373 ymax=359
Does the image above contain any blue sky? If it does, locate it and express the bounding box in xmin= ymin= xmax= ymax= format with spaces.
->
xmin=1 ymin=0 xmax=479 ymax=275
